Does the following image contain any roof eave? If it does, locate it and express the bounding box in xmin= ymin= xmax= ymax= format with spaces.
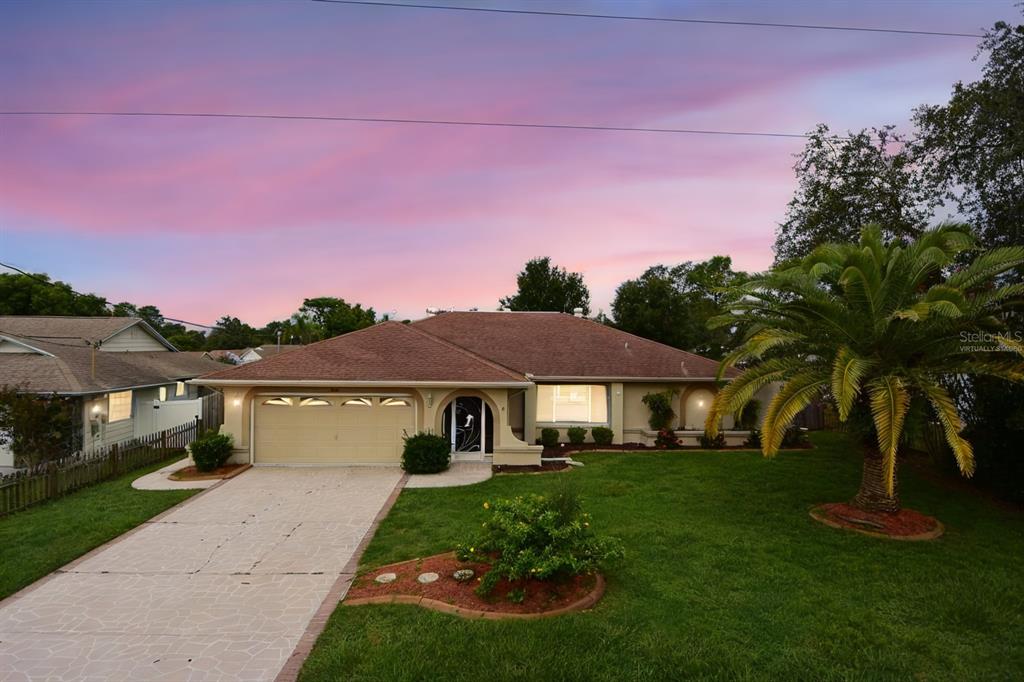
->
xmin=190 ymin=378 xmax=532 ymax=388
xmin=527 ymin=375 xmax=728 ymax=383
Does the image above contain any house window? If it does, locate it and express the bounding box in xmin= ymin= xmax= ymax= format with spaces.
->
xmin=108 ymin=391 xmax=133 ymax=422
xmin=380 ymin=398 xmax=409 ymax=407
xmin=342 ymin=398 xmax=372 ymax=407
xmin=159 ymin=386 xmax=167 ymax=402
xmin=175 ymin=381 xmax=186 ymax=397
xmin=300 ymin=397 xmax=331 ymax=407
xmin=262 ymin=397 xmax=293 ymax=406
xmin=536 ymin=385 xmax=608 ymax=423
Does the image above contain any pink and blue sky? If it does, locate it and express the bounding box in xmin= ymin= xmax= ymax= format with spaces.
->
xmin=0 ymin=0 xmax=1015 ymax=325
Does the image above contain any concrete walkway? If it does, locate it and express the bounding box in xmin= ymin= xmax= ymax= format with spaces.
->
xmin=131 ymin=457 xmax=220 ymax=491
xmin=0 ymin=467 xmax=404 ymax=681
xmin=405 ymin=461 xmax=492 ymax=488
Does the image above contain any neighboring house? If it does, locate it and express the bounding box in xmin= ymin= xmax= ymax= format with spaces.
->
xmin=195 ymin=311 xmax=775 ymax=467
xmin=236 ymin=345 xmax=305 ymax=364
xmin=0 ymin=316 xmax=224 ymax=467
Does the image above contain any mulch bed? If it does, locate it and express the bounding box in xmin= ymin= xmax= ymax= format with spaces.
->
xmin=169 ymin=463 xmax=249 ymax=481
xmin=345 ymin=552 xmax=603 ymax=619
xmin=542 ymin=443 xmax=811 ymax=456
xmin=810 ymin=503 xmax=945 ymax=541
xmin=493 ymin=461 xmax=572 ymax=474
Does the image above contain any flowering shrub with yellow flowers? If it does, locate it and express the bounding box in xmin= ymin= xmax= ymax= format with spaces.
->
xmin=455 ymin=486 xmax=624 ymax=597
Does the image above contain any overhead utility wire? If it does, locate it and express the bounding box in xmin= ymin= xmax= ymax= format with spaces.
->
xmin=0 ymin=110 xmax=845 ymax=140
xmin=309 ymin=0 xmax=985 ymax=38
xmin=0 ymin=261 xmax=221 ymax=331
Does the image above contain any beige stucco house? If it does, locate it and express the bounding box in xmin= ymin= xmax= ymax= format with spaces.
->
xmin=195 ymin=311 xmax=768 ymax=467
xmin=0 ymin=316 xmax=223 ymax=467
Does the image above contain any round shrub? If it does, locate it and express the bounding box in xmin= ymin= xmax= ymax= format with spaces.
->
xmin=591 ymin=426 xmax=614 ymax=446
xmin=540 ymin=427 xmax=560 ymax=448
xmin=566 ymin=426 xmax=587 ymax=445
xmin=698 ymin=431 xmax=726 ymax=449
xmin=190 ymin=429 xmax=234 ymax=472
xmin=401 ymin=432 xmax=451 ymax=474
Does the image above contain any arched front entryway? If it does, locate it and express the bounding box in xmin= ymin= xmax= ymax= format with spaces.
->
xmin=441 ymin=396 xmax=494 ymax=454
xmin=682 ymin=388 xmax=715 ymax=431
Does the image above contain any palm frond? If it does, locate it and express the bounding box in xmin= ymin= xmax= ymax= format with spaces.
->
xmin=867 ymin=376 xmax=910 ymax=496
xmin=831 ymin=347 xmax=874 ymax=421
xmin=705 ymin=358 xmax=808 ymax=436
xmin=917 ymin=380 xmax=975 ymax=476
xmin=761 ymin=371 xmax=829 ymax=456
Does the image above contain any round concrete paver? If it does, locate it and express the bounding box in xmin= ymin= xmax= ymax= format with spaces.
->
xmin=417 ymin=572 xmax=439 ymax=584
xmin=375 ymin=572 xmax=397 ymax=584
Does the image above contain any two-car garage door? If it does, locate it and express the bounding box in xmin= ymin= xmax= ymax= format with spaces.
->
xmin=254 ymin=395 xmax=414 ymax=464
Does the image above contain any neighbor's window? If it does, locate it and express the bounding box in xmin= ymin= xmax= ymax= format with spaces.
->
xmin=300 ymin=397 xmax=331 ymax=407
xmin=158 ymin=386 xmax=167 ymax=402
xmin=175 ymin=381 xmax=186 ymax=397
xmin=262 ymin=397 xmax=293 ymax=406
xmin=108 ymin=390 xmax=133 ymax=422
xmin=380 ymin=398 xmax=409 ymax=407
xmin=342 ymin=398 xmax=372 ymax=407
xmin=536 ymin=385 xmax=608 ymax=423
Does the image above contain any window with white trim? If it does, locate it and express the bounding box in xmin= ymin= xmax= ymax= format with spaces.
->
xmin=300 ymin=397 xmax=331 ymax=407
xmin=108 ymin=390 xmax=133 ymax=422
xmin=380 ymin=398 xmax=409 ymax=407
xmin=536 ymin=385 xmax=608 ymax=423
xmin=262 ymin=397 xmax=293 ymax=406
xmin=158 ymin=386 xmax=167 ymax=402
xmin=342 ymin=398 xmax=372 ymax=407
xmin=175 ymin=381 xmax=186 ymax=397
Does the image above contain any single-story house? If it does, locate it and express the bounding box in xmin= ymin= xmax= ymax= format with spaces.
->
xmin=195 ymin=311 xmax=774 ymax=467
xmin=0 ymin=316 xmax=224 ymax=466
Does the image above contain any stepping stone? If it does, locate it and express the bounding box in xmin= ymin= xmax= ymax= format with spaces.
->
xmin=453 ymin=569 xmax=474 ymax=582
xmin=417 ymin=572 xmax=439 ymax=584
xmin=374 ymin=572 xmax=397 ymax=584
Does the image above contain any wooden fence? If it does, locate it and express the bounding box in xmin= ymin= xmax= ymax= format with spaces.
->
xmin=0 ymin=392 xmax=224 ymax=516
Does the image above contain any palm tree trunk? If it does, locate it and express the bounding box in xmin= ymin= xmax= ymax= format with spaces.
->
xmin=851 ymin=449 xmax=900 ymax=513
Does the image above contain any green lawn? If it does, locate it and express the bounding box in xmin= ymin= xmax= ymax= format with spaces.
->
xmin=0 ymin=457 xmax=198 ymax=600
xmin=301 ymin=432 xmax=1024 ymax=681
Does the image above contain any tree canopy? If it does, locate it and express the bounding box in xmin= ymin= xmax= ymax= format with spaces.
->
xmin=611 ymin=256 xmax=747 ymax=359
xmin=499 ymin=257 xmax=591 ymax=315
xmin=0 ymin=273 xmax=108 ymax=317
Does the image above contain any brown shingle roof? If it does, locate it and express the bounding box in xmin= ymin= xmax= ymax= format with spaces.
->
xmin=198 ymin=322 xmax=529 ymax=384
xmin=413 ymin=311 xmax=735 ymax=379
xmin=0 ymin=316 xmax=155 ymax=346
xmin=0 ymin=333 xmax=224 ymax=395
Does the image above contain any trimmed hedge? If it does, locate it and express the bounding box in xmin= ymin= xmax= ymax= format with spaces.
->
xmin=566 ymin=426 xmax=587 ymax=445
xmin=401 ymin=432 xmax=451 ymax=474
xmin=591 ymin=426 xmax=614 ymax=446
xmin=540 ymin=428 xmax=560 ymax=448
xmin=190 ymin=430 xmax=234 ymax=472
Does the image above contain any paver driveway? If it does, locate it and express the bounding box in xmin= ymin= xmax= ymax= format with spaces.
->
xmin=0 ymin=467 xmax=404 ymax=682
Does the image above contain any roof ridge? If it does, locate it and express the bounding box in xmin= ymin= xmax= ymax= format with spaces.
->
xmin=399 ymin=324 xmax=527 ymax=381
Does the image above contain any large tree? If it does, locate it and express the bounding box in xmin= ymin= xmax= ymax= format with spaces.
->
xmin=0 ymin=272 xmax=109 ymax=316
xmin=204 ymin=316 xmax=261 ymax=350
xmin=0 ymin=386 xmax=78 ymax=470
xmin=298 ymin=297 xmax=376 ymax=339
xmin=773 ymin=125 xmax=932 ymax=264
xmin=708 ymin=225 xmax=1024 ymax=515
xmin=611 ymin=256 xmax=746 ymax=358
xmin=914 ymin=18 xmax=1024 ymax=249
xmin=499 ymin=257 xmax=591 ymax=315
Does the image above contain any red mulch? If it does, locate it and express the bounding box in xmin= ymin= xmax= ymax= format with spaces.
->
xmin=815 ymin=502 xmax=943 ymax=538
xmin=347 ymin=553 xmax=596 ymax=614
xmin=493 ymin=461 xmax=571 ymax=474
xmin=169 ymin=463 xmax=248 ymax=481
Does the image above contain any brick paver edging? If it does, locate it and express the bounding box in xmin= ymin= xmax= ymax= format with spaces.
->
xmin=0 ymin=467 xmax=240 ymax=610
xmin=809 ymin=505 xmax=946 ymax=541
xmin=274 ymin=472 xmax=410 ymax=682
xmin=344 ymin=573 xmax=606 ymax=620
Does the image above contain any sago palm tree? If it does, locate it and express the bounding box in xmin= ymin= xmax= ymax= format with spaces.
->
xmin=706 ymin=224 xmax=1024 ymax=513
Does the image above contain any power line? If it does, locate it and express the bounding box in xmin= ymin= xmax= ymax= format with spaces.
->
xmin=0 ymin=110 xmax=843 ymax=140
xmin=0 ymin=261 xmax=221 ymax=331
xmin=309 ymin=0 xmax=985 ymax=38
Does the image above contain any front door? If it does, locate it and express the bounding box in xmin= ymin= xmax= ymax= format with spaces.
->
xmin=442 ymin=397 xmax=493 ymax=453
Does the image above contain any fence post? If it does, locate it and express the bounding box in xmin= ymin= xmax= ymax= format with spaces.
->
xmin=195 ymin=415 xmax=202 ymax=439
xmin=161 ymin=429 xmax=168 ymax=454
xmin=111 ymin=443 xmax=119 ymax=476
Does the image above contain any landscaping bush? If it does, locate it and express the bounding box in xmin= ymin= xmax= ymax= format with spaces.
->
xmin=744 ymin=428 xmax=762 ymax=449
xmin=456 ymin=485 xmax=624 ymax=596
xmin=655 ymin=428 xmax=679 ymax=449
xmin=641 ymin=389 xmax=678 ymax=430
xmin=781 ymin=426 xmax=810 ymax=448
xmin=737 ymin=399 xmax=761 ymax=430
xmin=189 ymin=429 xmax=234 ymax=472
xmin=540 ymin=427 xmax=560 ymax=448
xmin=401 ymin=432 xmax=451 ymax=474
xmin=591 ymin=426 xmax=614 ymax=446
xmin=698 ymin=431 xmax=727 ymax=449
xmin=566 ymin=426 xmax=587 ymax=445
